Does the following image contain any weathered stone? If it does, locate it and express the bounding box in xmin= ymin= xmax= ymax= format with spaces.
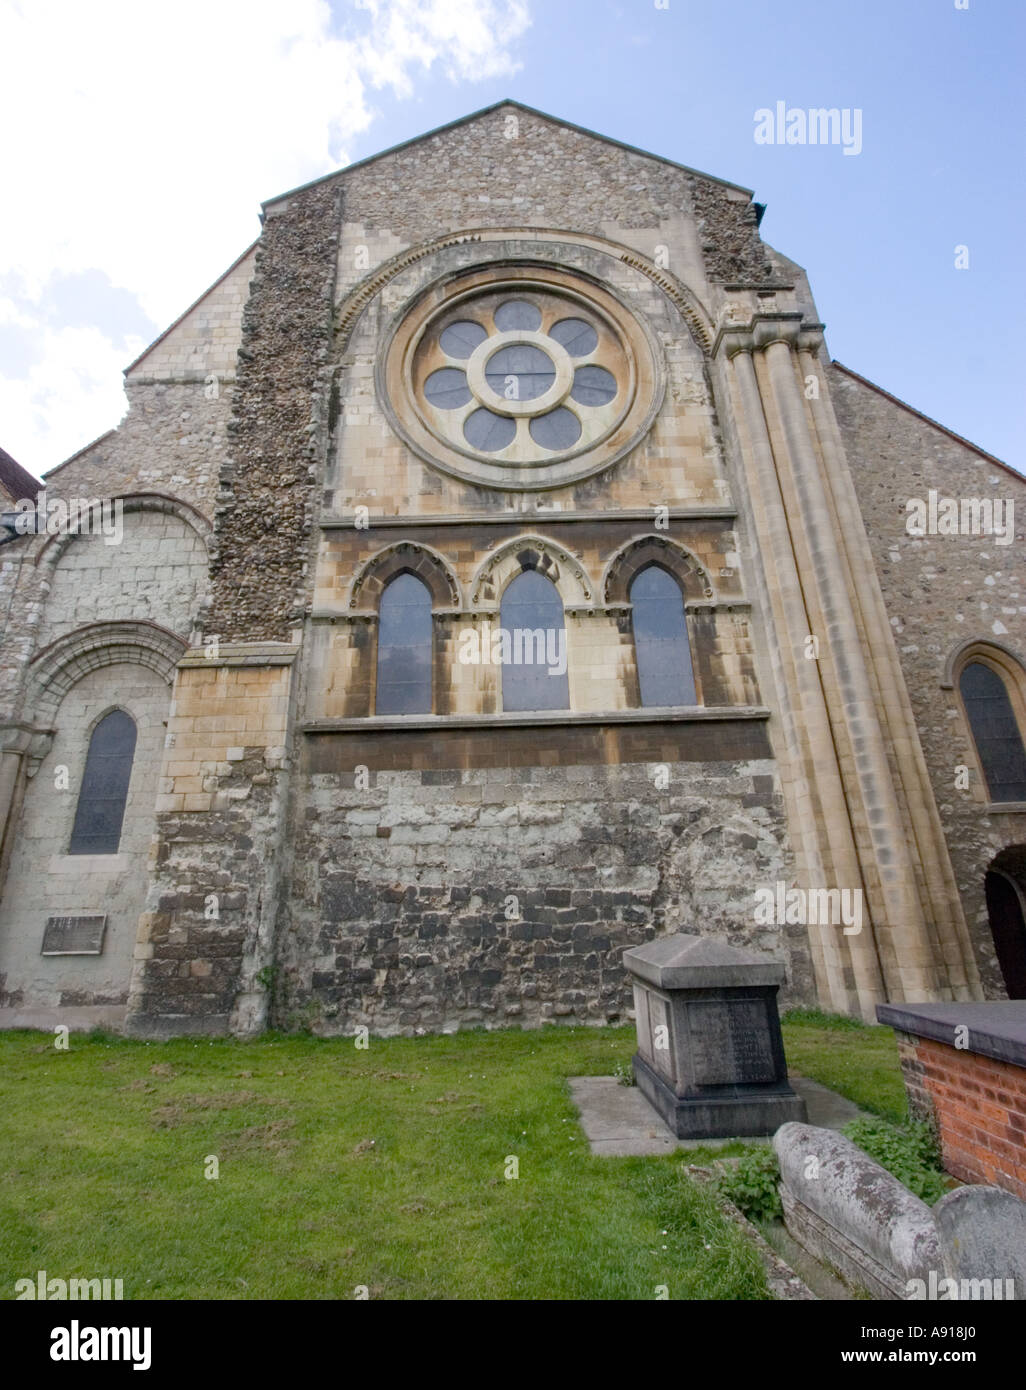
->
xmin=625 ymin=933 xmax=805 ymax=1138
xmin=774 ymin=1122 xmax=941 ymax=1299
xmin=934 ymin=1186 xmax=1026 ymax=1297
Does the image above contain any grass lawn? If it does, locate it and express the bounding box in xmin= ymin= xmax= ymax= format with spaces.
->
xmin=781 ymin=1010 xmax=908 ymax=1124
xmin=0 ymin=1016 xmax=905 ymax=1300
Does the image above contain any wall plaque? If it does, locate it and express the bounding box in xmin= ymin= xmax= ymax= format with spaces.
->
xmin=687 ymin=998 xmax=776 ymax=1085
xmin=41 ymin=915 xmax=107 ymax=956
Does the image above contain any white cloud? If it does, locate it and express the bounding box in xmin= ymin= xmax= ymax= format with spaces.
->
xmin=0 ymin=0 xmax=530 ymax=472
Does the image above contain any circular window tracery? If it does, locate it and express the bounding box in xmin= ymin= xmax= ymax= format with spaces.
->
xmin=380 ymin=266 xmax=663 ymax=491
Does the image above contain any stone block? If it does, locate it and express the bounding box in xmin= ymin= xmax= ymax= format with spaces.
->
xmin=933 ymin=1186 xmax=1026 ymax=1298
xmin=774 ymin=1122 xmax=941 ymax=1299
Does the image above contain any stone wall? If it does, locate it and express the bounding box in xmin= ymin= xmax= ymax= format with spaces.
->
xmin=36 ymin=510 xmax=208 ymax=652
xmin=124 ymin=648 xmax=294 ymax=1037
xmin=833 ymin=366 xmax=1026 ymax=995
xmin=331 ymin=103 xmax=763 ymax=300
xmin=0 ymin=661 xmax=170 ymax=1015
xmin=276 ymin=729 xmax=813 ymax=1036
xmin=204 ymin=180 xmax=343 ymax=642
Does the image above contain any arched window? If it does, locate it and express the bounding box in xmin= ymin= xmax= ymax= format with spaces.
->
xmin=960 ymin=661 xmax=1026 ymax=802
xmin=500 ymin=570 xmax=570 ymax=712
xmin=69 ymin=710 xmax=137 ymax=854
xmin=375 ymin=573 xmax=433 ymax=715
xmin=630 ymin=565 xmax=697 ymax=707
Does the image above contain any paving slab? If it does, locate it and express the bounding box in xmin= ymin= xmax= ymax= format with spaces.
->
xmin=569 ymin=1073 xmax=864 ymax=1156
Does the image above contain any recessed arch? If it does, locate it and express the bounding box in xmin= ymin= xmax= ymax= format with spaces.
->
xmin=25 ymin=620 xmax=186 ymax=730
xmin=603 ymin=534 xmax=715 ymax=605
xmin=985 ymin=846 xmax=1026 ymax=998
xmin=33 ymin=492 xmax=212 ymax=573
xmin=337 ymin=226 xmax=715 ymax=358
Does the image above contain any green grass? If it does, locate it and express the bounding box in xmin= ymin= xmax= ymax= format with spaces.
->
xmin=0 ymin=1015 xmax=907 ymax=1299
xmin=0 ymin=1025 xmax=768 ymax=1301
xmin=781 ymin=1009 xmax=907 ymax=1123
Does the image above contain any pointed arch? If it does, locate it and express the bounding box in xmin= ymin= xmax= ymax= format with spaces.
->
xmin=375 ymin=572 xmax=434 ymax=715
xmin=603 ymin=534 xmax=715 ymax=605
xmin=499 ymin=568 xmax=570 ymax=713
xmin=944 ymin=639 xmax=1026 ymax=803
xmin=349 ymin=541 xmax=462 ymax=612
xmin=470 ymin=534 xmax=595 ymax=609
xmin=629 ymin=564 xmax=698 ymax=707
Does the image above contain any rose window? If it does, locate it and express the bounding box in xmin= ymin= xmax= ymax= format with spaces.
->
xmin=381 ymin=268 xmax=662 ymax=491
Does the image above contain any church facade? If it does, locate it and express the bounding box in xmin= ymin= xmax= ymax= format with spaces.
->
xmin=1 ymin=101 xmax=1024 ymax=1038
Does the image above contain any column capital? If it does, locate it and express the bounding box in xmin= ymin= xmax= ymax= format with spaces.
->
xmin=713 ymin=311 xmax=825 ymax=360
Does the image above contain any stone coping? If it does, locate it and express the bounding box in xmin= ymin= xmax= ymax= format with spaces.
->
xmin=623 ymin=931 xmax=786 ymax=989
xmin=877 ymin=1001 xmax=1026 ymax=1068
xmin=302 ymin=705 xmax=770 ymax=734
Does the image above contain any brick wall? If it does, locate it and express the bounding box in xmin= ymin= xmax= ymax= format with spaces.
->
xmin=896 ymin=1030 xmax=1026 ymax=1200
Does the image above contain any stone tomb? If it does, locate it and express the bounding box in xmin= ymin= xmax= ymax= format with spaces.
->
xmin=623 ymin=933 xmax=806 ymax=1139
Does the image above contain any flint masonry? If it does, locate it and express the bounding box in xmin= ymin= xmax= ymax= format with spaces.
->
xmin=1 ymin=102 xmax=1025 ymax=1038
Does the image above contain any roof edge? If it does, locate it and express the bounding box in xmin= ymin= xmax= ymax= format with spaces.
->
xmin=831 ymin=361 xmax=1024 ymax=482
xmin=43 ymin=430 xmax=118 ymax=480
xmin=123 ymin=240 xmax=259 ymax=376
xmin=0 ymin=445 xmax=43 ymax=498
xmin=260 ymin=98 xmax=755 ymax=210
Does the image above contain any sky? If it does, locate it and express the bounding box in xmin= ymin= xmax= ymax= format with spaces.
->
xmin=1 ymin=0 xmax=1023 ymax=478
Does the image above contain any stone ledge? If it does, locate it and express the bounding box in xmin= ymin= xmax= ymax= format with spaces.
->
xmin=877 ymin=1001 xmax=1026 ymax=1068
xmin=178 ymin=642 xmax=298 ymax=668
xmin=319 ymin=506 xmax=739 ymax=528
xmin=302 ymin=705 xmax=771 ymax=734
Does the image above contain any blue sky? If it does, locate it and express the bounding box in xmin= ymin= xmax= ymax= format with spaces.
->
xmin=2 ymin=0 xmax=1022 ymax=474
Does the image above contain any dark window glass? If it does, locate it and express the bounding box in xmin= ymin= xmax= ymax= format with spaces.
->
xmin=500 ymin=570 xmax=570 ymax=712
xmin=69 ymin=710 xmax=137 ymax=854
xmin=494 ymin=299 xmax=541 ymax=332
xmin=960 ymin=661 xmax=1026 ymax=801
xmin=529 ymin=407 xmax=581 ymax=451
xmin=463 ymin=408 xmax=516 ymax=453
xmin=424 ymin=368 xmax=471 ymax=409
xmin=631 ymin=565 xmax=697 ymax=707
xmin=376 ymin=573 xmax=433 ymax=715
xmin=549 ymin=317 xmax=598 ymax=357
xmin=440 ymin=321 xmax=487 ymax=358
xmin=570 ymin=365 xmax=618 ymax=407
xmin=485 ymin=345 xmax=555 ymax=401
